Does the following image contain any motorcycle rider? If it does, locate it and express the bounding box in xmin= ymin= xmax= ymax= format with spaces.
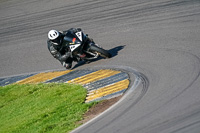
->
xmin=47 ymin=28 xmax=88 ymax=69
xmin=47 ymin=28 xmax=95 ymax=69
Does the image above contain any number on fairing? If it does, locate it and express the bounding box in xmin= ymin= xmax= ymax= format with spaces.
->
xmin=69 ymin=44 xmax=81 ymax=52
xmin=75 ymin=31 xmax=82 ymax=41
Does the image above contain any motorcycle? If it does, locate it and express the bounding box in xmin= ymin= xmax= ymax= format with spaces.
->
xmin=62 ymin=30 xmax=111 ymax=62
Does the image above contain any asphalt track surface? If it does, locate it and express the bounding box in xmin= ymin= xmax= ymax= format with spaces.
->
xmin=1 ymin=0 xmax=200 ymax=133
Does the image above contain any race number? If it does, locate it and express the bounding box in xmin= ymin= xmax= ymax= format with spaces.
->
xmin=69 ymin=44 xmax=81 ymax=52
xmin=75 ymin=31 xmax=82 ymax=41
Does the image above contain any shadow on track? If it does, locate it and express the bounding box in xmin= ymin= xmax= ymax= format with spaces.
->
xmin=108 ymin=45 xmax=125 ymax=57
xmin=72 ymin=45 xmax=125 ymax=69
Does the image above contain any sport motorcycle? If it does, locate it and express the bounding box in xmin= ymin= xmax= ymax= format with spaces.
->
xmin=62 ymin=30 xmax=111 ymax=61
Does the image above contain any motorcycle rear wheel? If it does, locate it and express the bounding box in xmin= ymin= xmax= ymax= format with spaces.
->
xmin=89 ymin=45 xmax=111 ymax=58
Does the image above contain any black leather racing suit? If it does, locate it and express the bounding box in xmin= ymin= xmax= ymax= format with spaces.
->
xmin=47 ymin=28 xmax=81 ymax=69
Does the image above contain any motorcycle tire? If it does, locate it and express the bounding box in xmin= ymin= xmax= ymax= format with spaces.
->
xmin=89 ymin=45 xmax=111 ymax=58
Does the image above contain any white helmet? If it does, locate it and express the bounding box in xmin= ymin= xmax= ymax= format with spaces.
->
xmin=48 ymin=30 xmax=59 ymax=40
xmin=48 ymin=30 xmax=62 ymax=45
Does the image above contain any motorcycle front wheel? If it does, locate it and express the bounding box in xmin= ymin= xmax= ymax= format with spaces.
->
xmin=89 ymin=45 xmax=111 ymax=58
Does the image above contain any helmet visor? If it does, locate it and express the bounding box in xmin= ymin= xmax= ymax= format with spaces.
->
xmin=52 ymin=35 xmax=62 ymax=45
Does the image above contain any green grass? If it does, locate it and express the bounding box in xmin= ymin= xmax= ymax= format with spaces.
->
xmin=0 ymin=83 xmax=97 ymax=133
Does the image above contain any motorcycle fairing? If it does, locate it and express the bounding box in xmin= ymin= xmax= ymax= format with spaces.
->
xmin=62 ymin=31 xmax=86 ymax=53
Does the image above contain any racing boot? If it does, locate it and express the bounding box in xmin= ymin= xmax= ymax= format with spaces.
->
xmin=65 ymin=63 xmax=72 ymax=69
xmin=63 ymin=62 xmax=72 ymax=69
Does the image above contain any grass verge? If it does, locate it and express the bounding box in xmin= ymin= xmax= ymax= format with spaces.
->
xmin=0 ymin=83 xmax=97 ymax=133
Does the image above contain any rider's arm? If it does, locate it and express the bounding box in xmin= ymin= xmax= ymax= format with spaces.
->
xmin=48 ymin=46 xmax=61 ymax=59
xmin=47 ymin=41 xmax=71 ymax=61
